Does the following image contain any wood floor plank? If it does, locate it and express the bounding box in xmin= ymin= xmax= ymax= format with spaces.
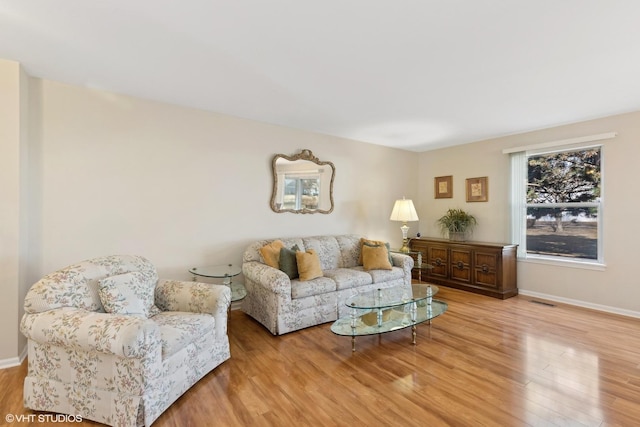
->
xmin=3 ymin=286 xmax=640 ymax=426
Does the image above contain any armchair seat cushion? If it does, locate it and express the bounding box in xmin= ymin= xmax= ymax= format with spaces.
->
xmin=153 ymin=311 xmax=215 ymax=358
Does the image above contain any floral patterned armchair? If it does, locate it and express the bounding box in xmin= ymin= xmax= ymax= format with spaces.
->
xmin=20 ymin=255 xmax=231 ymax=427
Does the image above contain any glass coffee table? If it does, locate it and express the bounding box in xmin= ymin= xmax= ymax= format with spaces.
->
xmin=189 ymin=264 xmax=246 ymax=302
xmin=330 ymin=283 xmax=447 ymax=351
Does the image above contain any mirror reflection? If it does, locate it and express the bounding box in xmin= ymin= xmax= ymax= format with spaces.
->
xmin=271 ymin=149 xmax=335 ymax=214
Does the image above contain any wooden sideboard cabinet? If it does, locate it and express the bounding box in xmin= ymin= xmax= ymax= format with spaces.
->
xmin=409 ymin=238 xmax=518 ymax=299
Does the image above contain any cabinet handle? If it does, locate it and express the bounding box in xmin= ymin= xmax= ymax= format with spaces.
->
xmin=457 ymin=261 xmax=464 ymax=270
xmin=435 ymin=258 xmax=442 ymax=266
xmin=481 ymin=264 xmax=490 ymax=273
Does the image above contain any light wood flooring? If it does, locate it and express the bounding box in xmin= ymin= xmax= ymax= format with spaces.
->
xmin=2 ymin=286 xmax=640 ymax=426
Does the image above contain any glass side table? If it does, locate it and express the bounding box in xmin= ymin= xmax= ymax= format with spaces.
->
xmin=189 ymin=264 xmax=246 ymax=302
xmin=390 ymin=249 xmax=433 ymax=283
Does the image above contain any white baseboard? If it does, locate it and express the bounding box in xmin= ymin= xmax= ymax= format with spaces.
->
xmin=0 ymin=344 xmax=27 ymax=370
xmin=519 ymin=289 xmax=640 ymax=319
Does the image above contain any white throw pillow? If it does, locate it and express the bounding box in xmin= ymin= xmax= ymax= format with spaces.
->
xmin=98 ymin=271 xmax=160 ymax=317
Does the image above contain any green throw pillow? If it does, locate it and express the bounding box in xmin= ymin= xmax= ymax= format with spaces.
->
xmin=279 ymin=244 xmax=300 ymax=279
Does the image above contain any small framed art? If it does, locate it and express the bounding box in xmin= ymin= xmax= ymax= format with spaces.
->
xmin=466 ymin=177 xmax=488 ymax=202
xmin=434 ymin=175 xmax=453 ymax=199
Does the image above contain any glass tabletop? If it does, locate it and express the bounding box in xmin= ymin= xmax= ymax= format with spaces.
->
xmin=189 ymin=264 xmax=241 ymax=278
xmin=346 ymin=284 xmax=438 ymax=310
xmin=330 ymin=300 xmax=447 ymax=337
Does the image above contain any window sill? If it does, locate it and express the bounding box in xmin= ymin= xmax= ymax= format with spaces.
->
xmin=519 ymin=255 xmax=606 ymax=271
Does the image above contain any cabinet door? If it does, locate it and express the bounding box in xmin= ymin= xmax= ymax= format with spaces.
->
xmin=427 ymin=245 xmax=448 ymax=280
xmin=474 ymin=251 xmax=498 ymax=288
xmin=450 ymin=248 xmax=471 ymax=283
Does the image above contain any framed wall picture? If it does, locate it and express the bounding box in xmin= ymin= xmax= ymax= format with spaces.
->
xmin=466 ymin=177 xmax=488 ymax=202
xmin=434 ymin=175 xmax=453 ymax=199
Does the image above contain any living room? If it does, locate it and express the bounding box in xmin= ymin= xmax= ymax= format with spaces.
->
xmin=5 ymin=65 xmax=638 ymax=357
xmin=2 ymin=1 xmax=640 ymax=425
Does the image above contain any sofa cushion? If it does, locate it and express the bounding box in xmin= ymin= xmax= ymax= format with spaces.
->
xmin=335 ymin=235 xmax=362 ymax=268
xmin=98 ymin=272 xmax=160 ymax=317
xmin=302 ymin=236 xmax=342 ymax=270
xmin=323 ymin=268 xmax=373 ymax=290
xmin=259 ymin=240 xmax=284 ymax=268
xmin=362 ymin=244 xmax=393 ymax=271
xmin=152 ymin=311 xmax=216 ymax=358
xmin=369 ymin=266 xmax=406 ymax=283
xmin=296 ymin=249 xmax=323 ymax=281
xmin=279 ymin=244 xmax=300 ymax=279
xmin=291 ymin=276 xmax=336 ymax=299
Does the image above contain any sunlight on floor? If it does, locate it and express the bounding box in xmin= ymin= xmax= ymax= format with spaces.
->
xmin=525 ymin=334 xmax=603 ymax=425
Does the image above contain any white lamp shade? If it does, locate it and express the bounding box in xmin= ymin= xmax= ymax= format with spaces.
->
xmin=389 ymin=198 xmax=419 ymax=222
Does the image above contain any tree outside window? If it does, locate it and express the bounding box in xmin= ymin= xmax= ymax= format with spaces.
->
xmin=525 ymin=147 xmax=601 ymax=261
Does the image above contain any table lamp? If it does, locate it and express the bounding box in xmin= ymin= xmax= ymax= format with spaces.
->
xmin=389 ymin=197 xmax=419 ymax=253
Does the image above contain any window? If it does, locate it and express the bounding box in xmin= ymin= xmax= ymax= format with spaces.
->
xmin=507 ymin=133 xmax=612 ymax=266
xmin=282 ymin=176 xmax=320 ymax=210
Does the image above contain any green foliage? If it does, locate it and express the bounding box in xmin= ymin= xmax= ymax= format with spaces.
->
xmin=436 ymin=208 xmax=477 ymax=234
xmin=527 ymin=148 xmax=600 ymax=204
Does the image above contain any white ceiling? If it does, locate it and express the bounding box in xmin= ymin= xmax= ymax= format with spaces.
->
xmin=2 ymin=1 xmax=640 ymax=152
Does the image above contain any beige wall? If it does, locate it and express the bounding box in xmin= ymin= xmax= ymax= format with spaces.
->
xmin=418 ymin=111 xmax=640 ymax=315
xmin=0 ymin=59 xmax=30 ymax=364
xmin=31 ymin=79 xmax=417 ymax=279
xmin=0 ymin=76 xmax=418 ymax=364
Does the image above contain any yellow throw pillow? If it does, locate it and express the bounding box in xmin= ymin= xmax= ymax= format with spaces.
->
xmin=296 ymin=249 xmax=323 ymax=281
xmin=259 ymin=240 xmax=284 ymax=268
xmin=358 ymin=238 xmax=386 ymax=265
xmin=362 ymin=244 xmax=393 ymax=271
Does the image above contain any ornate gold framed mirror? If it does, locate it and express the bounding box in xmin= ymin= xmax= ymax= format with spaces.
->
xmin=270 ymin=149 xmax=335 ymax=214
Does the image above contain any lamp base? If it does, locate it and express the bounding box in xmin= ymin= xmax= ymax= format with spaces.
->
xmin=399 ymin=224 xmax=411 ymax=253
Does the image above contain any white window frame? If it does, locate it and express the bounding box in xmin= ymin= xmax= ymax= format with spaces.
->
xmin=504 ymin=133 xmax=615 ymax=270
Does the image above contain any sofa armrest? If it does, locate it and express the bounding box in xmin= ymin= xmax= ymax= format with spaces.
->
xmin=20 ymin=308 xmax=160 ymax=358
xmin=390 ymin=252 xmax=414 ymax=268
xmin=390 ymin=252 xmax=414 ymax=279
xmin=242 ymin=261 xmax=291 ymax=296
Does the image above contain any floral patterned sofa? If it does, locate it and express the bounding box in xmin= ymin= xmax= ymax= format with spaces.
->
xmin=242 ymin=234 xmax=413 ymax=335
xmin=20 ymin=255 xmax=231 ymax=427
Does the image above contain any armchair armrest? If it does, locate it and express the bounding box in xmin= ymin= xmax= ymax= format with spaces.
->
xmin=155 ymin=280 xmax=230 ymax=338
xmin=20 ymin=308 xmax=160 ymax=358
xmin=155 ymin=280 xmax=231 ymax=314
xmin=242 ymin=261 xmax=291 ymax=296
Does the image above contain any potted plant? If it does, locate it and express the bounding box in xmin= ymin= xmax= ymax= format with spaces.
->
xmin=436 ymin=208 xmax=477 ymax=241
